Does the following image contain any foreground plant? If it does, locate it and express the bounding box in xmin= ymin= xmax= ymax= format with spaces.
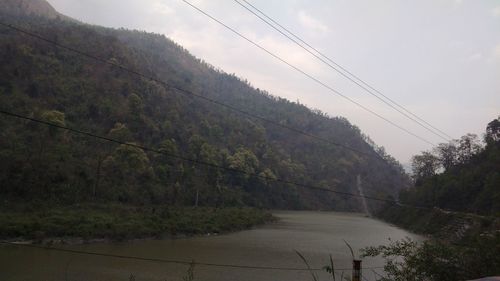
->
xmin=297 ymin=241 xmax=356 ymax=281
xmin=361 ymin=235 xmax=500 ymax=281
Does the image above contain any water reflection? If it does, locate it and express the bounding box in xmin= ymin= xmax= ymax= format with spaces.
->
xmin=0 ymin=211 xmax=422 ymax=281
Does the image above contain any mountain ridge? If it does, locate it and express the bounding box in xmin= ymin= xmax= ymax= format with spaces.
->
xmin=0 ymin=0 xmax=60 ymax=19
xmin=0 ymin=0 xmax=409 ymax=211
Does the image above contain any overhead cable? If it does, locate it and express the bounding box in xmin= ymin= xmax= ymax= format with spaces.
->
xmin=0 ymin=20 xmax=384 ymax=161
xmin=233 ymin=0 xmax=453 ymax=142
xmin=180 ymin=0 xmax=436 ymax=146
xmin=0 ymin=241 xmax=385 ymax=272
xmin=0 ymin=109 xmax=428 ymax=208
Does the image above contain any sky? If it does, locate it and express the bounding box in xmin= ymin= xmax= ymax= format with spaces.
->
xmin=46 ymin=0 xmax=500 ymax=164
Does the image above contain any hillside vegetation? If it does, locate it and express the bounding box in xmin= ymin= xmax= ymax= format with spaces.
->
xmin=368 ymin=118 xmax=500 ymax=281
xmin=378 ymin=117 xmax=500 ymax=236
xmin=402 ymin=117 xmax=500 ymax=216
xmin=0 ymin=1 xmax=408 ymax=216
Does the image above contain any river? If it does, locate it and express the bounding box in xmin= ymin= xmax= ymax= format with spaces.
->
xmin=0 ymin=211 xmax=422 ymax=281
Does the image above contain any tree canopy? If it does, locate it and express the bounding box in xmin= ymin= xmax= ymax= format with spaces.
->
xmin=0 ymin=8 xmax=410 ymax=210
xmin=403 ymin=116 xmax=500 ymax=215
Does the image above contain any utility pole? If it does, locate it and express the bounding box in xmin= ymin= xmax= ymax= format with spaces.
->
xmin=352 ymin=259 xmax=362 ymax=281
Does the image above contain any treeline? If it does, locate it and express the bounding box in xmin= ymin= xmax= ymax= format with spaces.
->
xmin=0 ymin=8 xmax=408 ymax=211
xmin=0 ymin=204 xmax=274 ymax=241
xmin=402 ymin=117 xmax=500 ymax=215
xmin=371 ymin=117 xmax=500 ymax=281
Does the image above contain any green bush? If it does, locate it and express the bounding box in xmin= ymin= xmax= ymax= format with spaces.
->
xmin=0 ymin=204 xmax=274 ymax=242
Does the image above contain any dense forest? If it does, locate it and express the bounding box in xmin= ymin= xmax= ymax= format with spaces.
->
xmin=1 ymin=1 xmax=498 ymax=280
xmin=377 ymin=117 xmax=500 ymax=237
xmin=401 ymin=117 xmax=500 ymax=216
xmin=0 ymin=0 xmax=408 ymax=213
xmin=371 ymin=117 xmax=500 ymax=280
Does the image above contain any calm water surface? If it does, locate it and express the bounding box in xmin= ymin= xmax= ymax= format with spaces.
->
xmin=0 ymin=211 xmax=422 ymax=281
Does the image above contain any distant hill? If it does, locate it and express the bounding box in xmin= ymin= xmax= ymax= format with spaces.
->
xmin=0 ymin=0 xmax=59 ymax=18
xmin=0 ymin=0 xmax=409 ymax=210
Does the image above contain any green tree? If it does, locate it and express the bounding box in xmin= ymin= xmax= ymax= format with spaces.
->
xmin=411 ymin=151 xmax=439 ymax=184
xmin=433 ymin=142 xmax=457 ymax=171
xmin=41 ymin=110 xmax=66 ymax=137
xmin=127 ymin=93 xmax=144 ymax=131
xmin=108 ymin=122 xmax=132 ymax=142
xmin=456 ymin=133 xmax=482 ymax=164
xmin=102 ymin=144 xmax=154 ymax=202
xmin=128 ymin=94 xmax=143 ymax=117
xmin=485 ymin=116 xmax=500 ymax=145
xmin=228 ymin=147 xmax=259 ymax=179
xmin=361 ymin=235 xmax=500 ymax=281
xmin=258 ymin=168 xmax=277 ymax=187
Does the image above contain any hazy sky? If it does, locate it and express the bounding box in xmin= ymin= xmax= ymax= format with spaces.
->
xmin=47 ymin=0 xmax=500 ymax=163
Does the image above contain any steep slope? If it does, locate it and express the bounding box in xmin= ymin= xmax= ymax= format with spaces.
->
xmin=0 ymin=0 xmax=59 ymax=19
xmin=0 ymin=1 xmax=410 ymax=211
xmin=377 ymin=117 xmax=500 ymax=242
xmin=399 ymin=120 xmax=500 ymax=216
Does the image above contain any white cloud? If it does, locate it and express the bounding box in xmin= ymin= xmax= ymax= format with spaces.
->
xmin=494 ymin=44 xmax=500 ymax=59
xmin=448 ymin=40 xmax=464 ymax=48
xmin=152 ymin=0 xmax=173 ymax=15
xmin=297 ymin=10 xmax=329 ymax=33
xmin=257 ymin=36 xmax=323 ymax=73
xmin=492 ymin=6 xmax=500 ymax=17
xmin=47 ymin=0 xmax=498 ymax=162
xmin=465 ymin=52 xmax=483 ymax=62
xmin=450 ymin=0 xmax=463 ymax=8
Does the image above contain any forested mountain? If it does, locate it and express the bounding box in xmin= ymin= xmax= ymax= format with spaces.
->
xmin=0 ymin=0 xmax=60 ymax=19
xmin=399 ymin=117 xmax=500 ymax=216
xmin=0 ymin=0 xmax=409 ymax=211
xmin=371 ymin=118 xmax=500 ymax=281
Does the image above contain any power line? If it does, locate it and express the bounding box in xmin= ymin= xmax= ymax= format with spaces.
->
xmin=180 ymin=0 xmax=436 ymax=147
xmin=0 ymin=20 xmax=384 ymax=162
xmin=0 ymin=20 xmax=434 ymax=209
xmin=0 ymin=241 xmax=384 ymax=272
xmin=0 ymin=109 xmax=424 ymax=207
xmin=0 ymin=20 xmax=432 ymax=208
xmin=233 ymin=0 xmax=453 ymax=142
xmin=0 ymin=16 xmax=473 ymax=277
xmin=0 ymin=20 xmax=405 ymax=206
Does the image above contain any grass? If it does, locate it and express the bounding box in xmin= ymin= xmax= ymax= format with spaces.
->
xmin=0 ymin=203 xmax=275 ymax=242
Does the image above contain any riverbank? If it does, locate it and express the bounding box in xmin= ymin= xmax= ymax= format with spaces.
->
xmin=376 ymin=204 xmax=499 ymax=241
xmin=371 ymin=205 xmax=500 ymax=280
xmin=0 ymin=204 xmax=275 ymax=244
xmin=0 ymin=211 xmax=420 ymax=281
